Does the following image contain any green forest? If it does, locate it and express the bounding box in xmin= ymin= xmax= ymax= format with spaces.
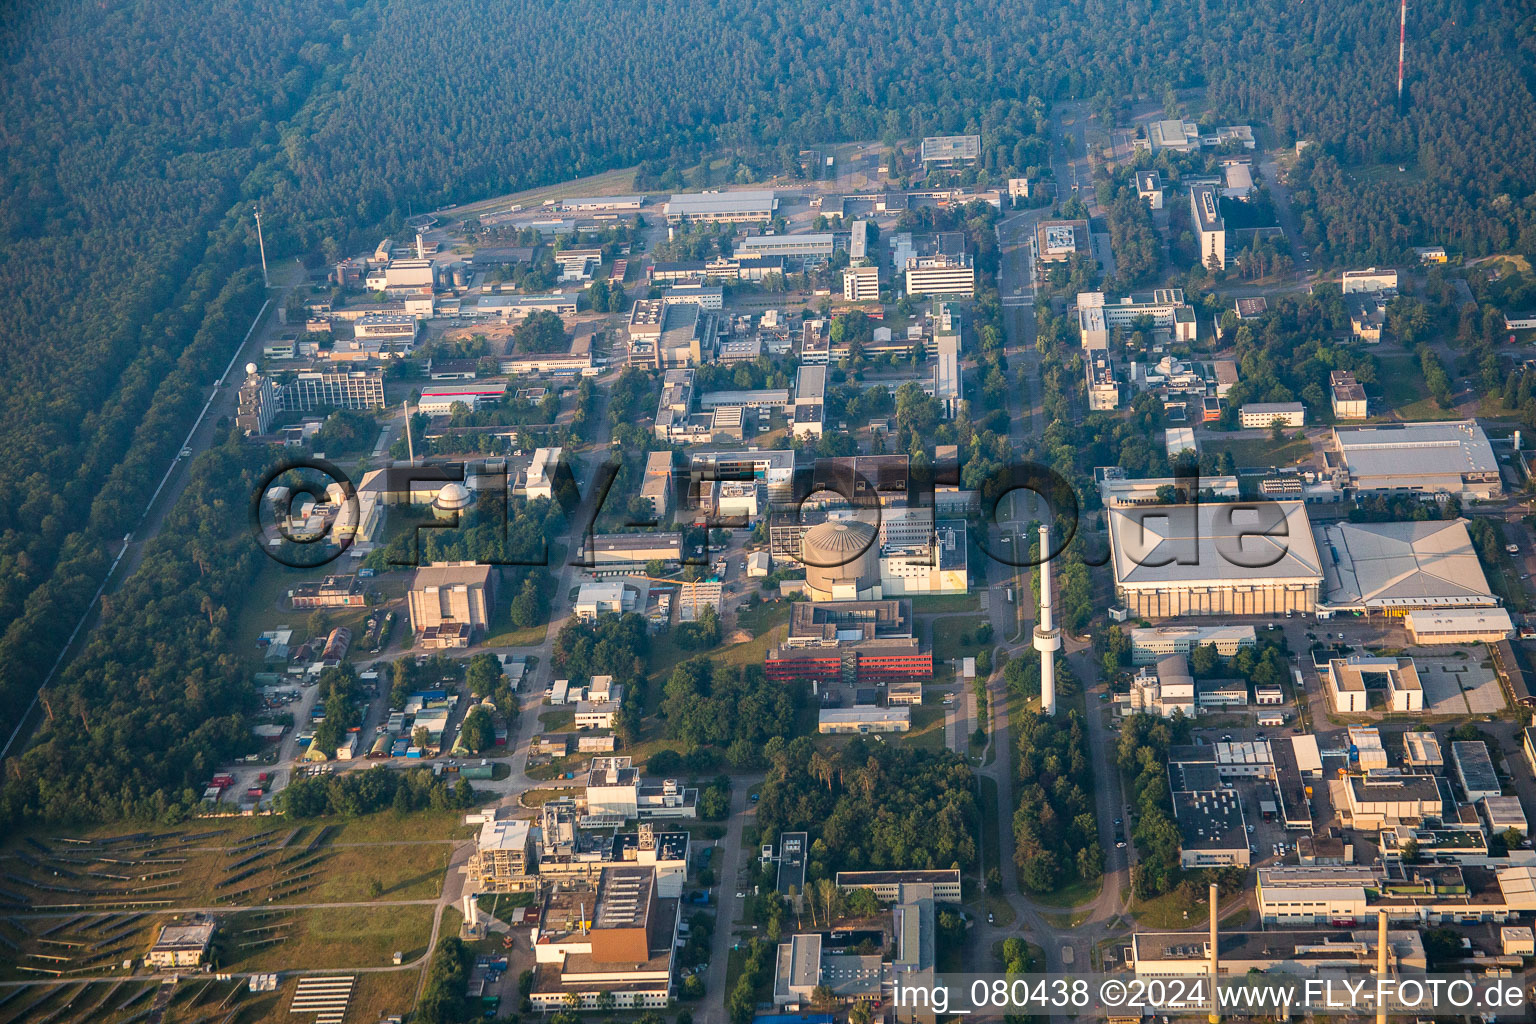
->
xmin=1 ymin=0 xmax=1534 ymax=822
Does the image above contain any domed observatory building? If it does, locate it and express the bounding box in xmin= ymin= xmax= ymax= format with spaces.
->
xmin=431 ymin=481 xmax=474 ymax=521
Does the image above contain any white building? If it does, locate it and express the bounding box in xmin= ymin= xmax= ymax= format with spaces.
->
xmin=905 ymin=255 xmax=975 ymax=298
xmin=1130 ymin=625 xmax=1256 ymax=664
xmin=843 ymin=264 xmax=880 ymax=302
xmin=524 ymin=447 xmax=563 ymax=501
xmin=1239 ymin=402 xmax=1305 ymax=429
xmin=664 ymin=190 xmax=777 ymax=224
xmin=575 ymin=582 xmax=634 ymax=621
xmin=818 ymin=707 xmax=911 ymax=734
xmin=1077 ymin=289 xmax=1198 ymax=348
xmin=1190 ymin=185 xmax=1226 ymax=269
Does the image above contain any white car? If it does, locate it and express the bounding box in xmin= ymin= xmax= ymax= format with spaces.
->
xmin=180 ymin=447 xmax=193 ymax=458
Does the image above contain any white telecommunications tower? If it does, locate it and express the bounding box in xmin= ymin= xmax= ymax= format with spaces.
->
xmin=1034 ymin=523 xmax=1062 ymax=716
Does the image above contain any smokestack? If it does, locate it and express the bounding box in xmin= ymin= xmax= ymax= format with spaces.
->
xmin=1208 ymin=882 xmax=1220 ymax=1024
xmin=1376 ymin=913 xmax=1389 ymax=1024
xmin=403 ymin=400 xmax=415 ymax=465
xmin=1033 ymin=524 xmax=1062 ymax=716
xmin=416 ymin=231 xmax=426 ymax=260
xmin=1396 ymin=0 xmax=1407 ymax=107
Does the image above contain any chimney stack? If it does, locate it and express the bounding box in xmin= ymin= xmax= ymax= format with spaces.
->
xmin=1208 ymin=882 xmax=1220 ymax=1024
xmin=1034 ymin=524 xmax=1062 ymax=716
xmin=1376 ymin=913 xmax=1389 ymax=1024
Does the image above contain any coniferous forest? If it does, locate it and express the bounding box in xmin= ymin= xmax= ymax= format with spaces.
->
xmin=0 ymin=0 xmax=1534 ymax=821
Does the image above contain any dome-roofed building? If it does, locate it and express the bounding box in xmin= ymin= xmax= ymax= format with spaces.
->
xmin=803 ymin=519 xmax=880 ymax=602
xmin=431 ymin=481 xmax=474 ymax=520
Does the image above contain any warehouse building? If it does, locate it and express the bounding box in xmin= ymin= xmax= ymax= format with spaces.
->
xmin=1339 ymin=772 xmax=1444 ymax=829
xmin=1108 ymin=501 xmax=1323 ymax=617
xmin=1452 ymin=741 xmax=1501 ymax=802
xmin=1314 ymin=519 xmax=1497 ymax=615
xmin=1405 ymin=607 xmax=1514 ymax=644
xmin=1172 ymin=786 xmax=1251 ymax=868
xmin=664 ymin=190 xmax=777 ymax=224
xmin=584 ymin=532 xmax=683 ymax=570
xmin=1331 ymin=421 xmax=1502 ymax=500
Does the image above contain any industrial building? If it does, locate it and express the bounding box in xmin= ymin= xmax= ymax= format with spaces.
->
xmin=1172 ymin=786 xmax=1251 ymax=868
xmin=575 ymin=581 xmax=636 ymax=621
xmin=1190 ymin=184 xmax=1226 ymax=269
xmin=467 ymin=816 xmax=536 ymax=894
xmin=764 ymin=600 xmax=930 ymax=685
xmin=1404 ymin=607 xmax=1514 ymax=644
xmin=407 ymin=562 xmax=495 ymax=638
xmin=663 ymin=190 xmax=777 ymax=224
xmin=1331 ymin=421 xmax=1502 ymax=500
xmin=584 ymin=533 xmax=683 ymax=570
xmin=1314 ymin=519 xmax=1497 ymax=614
xmin=1146 ymin=119 xmax=1201 ymax=152
xmin=1107 ymin=501 xmax=1323 ymax=617
xmin=583 ymin=757 xmax=698 ymax=824
xmin=1452 ymin=741 xmax=1501 ymax=802
xmin=933 ymin=333 xmax=962 ymax=418
xmin=528 ymin=866 xmax=679 ymax=1010
xmin=1255 ymin=863 xmax=1536 ymax=927
xmin=1128 ymin=654 xmax=1196 ymax=718
xmin=1130 ymin=926 xmax=1427 ymax=978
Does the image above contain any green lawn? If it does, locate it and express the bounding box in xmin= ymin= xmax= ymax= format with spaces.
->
xmin=1132 ymin=886 xmax=1212 ymax=928
xmin=931 ymin=616 xmax=989 ymax=665
xmin=909 ymin=593 xmax=981 ymax=613
xmin=1027 ymin=874 xmax=1103 ymax=909
xmin=905 ymin=703 xmax=947 ymax=752
xmin=1200 ymin=433 xmax=1313 ymax=471
xmin=1376 ymin=354 xmax=1461 ymax=421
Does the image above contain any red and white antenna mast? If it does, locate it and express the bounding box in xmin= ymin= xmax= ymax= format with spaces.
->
xmin=1396 ymin=0 xmax=1408 ymax=107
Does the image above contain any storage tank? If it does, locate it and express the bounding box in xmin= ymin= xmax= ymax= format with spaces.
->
xmin=802 ymin=519 xmax=879 ymax=601
xmin=452 ymin=263 xmax=468 ymax=289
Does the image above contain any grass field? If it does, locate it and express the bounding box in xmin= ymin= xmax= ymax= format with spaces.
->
xmin=1132 ymin=886 xmax=1211 ymax=929
xmin=931 ymin=616 xmax=989 ymax=664
xmin=1375 ymin=353 xmax=1461 ymax=421
xmin=909 ymin=593 xmax=981 ymax=613
xmin=1199 ymin=433 xmax=1314 ymax=470
xmin=905 ymin=702 xmax=947 ymax=752
xmin=1027 ymin=875 xmax=1103 ymax=909
xmin=222 ymin=904 xmax=436 ymax=971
